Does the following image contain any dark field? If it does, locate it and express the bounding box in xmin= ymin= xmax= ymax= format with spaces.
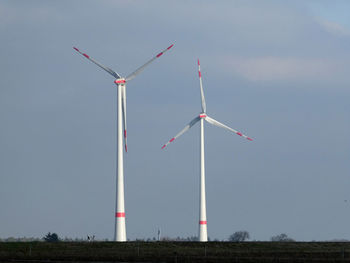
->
xmin=1 ymin=241 xmax=350 ymax=262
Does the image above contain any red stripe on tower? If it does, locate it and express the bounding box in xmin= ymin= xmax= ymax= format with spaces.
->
xmin=199 ymin=221 xmax=207 ymax=225
xmin=116 ymin=212 xmax=125 ymax=218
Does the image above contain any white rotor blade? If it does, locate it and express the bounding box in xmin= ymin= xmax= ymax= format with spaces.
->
xmin=125 ymin=44 xmax=174 ymax=82
xmin=161 ymin=116 xmax=200 ymax=149
xmin=121 ymin=85 xmax=127 ymax=152
xmin=73 ymin=47 xmax=121 ymax=79
xmin=198 ymin=59 xmax=207 ymax=113
xmin=205 ymin=116 xmax=253 ymax=141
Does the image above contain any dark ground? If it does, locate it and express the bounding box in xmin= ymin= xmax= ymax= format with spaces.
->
xmin=1 ymin=241 xmax=350 ymax=262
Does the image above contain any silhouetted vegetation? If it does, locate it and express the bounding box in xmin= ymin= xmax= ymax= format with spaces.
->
xmin=271 ymin=233 xmax=295 ymax=242
xmin=43 ymin=232 xmax=59 ymax=242
xmin=229 ymin=231 xmax=250 ymax=242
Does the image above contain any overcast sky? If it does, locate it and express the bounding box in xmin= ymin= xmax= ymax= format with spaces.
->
xmin=1 ymin=0 xmax=349 ymax=241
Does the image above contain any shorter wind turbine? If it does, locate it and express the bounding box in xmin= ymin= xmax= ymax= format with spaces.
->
xmin=161 ymin=60 xmax=253 ymax=242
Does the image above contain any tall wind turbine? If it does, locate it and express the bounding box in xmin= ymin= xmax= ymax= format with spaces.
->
xmin=74 ymin=44 xmax=174 ymax=242
xmin=161 ymin=60 xmax=252 ymax=242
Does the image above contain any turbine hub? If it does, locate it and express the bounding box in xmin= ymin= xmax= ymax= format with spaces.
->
xmin=199 ymin=114 xmax=207 ymax=118
xmin=114 ymin=78 xmax=126 ymax=85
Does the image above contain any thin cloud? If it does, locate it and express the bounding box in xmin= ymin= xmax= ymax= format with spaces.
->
xmin=317 ymin=19 xmax=350 ymax=37
xmin=221 ymin=56 xmax=342 ymax=83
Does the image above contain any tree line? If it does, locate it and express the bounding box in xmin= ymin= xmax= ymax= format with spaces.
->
xmin=0 ymin=231 xmax=297 ymax=242
xmin=228 ymin=231 xmax=295 ymax=242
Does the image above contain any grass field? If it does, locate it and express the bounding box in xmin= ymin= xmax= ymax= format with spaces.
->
xmin=1 ymin=241 xmax=350 ymax=262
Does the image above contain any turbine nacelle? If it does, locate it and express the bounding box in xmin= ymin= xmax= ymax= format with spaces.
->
xmin=114 ymin=78 xmax=126 ymax=85
xmin=199 ymin=114 xmax=207 ymax=119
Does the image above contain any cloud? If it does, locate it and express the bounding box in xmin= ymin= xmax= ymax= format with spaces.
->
xmin=0 ymin=2 xmax=62 ymax=26
xmin=317 ymin=19 xmax=350 ymax=37
xmin=221 ymin=56 xmax=337 ymax=83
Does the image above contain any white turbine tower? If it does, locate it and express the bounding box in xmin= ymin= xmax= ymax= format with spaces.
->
xmin=161 ymin=60 xmax=253 ymax=242
xmin=74 ymin=44 xmax=174 ymax=242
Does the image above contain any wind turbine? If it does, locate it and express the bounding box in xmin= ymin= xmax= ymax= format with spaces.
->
xmin=161 ymin=60 xmax=252 ymax=242
xmin=73 ymin=44 xmax=174 ymax=242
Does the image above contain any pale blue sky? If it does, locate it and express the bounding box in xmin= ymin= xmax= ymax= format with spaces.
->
xmin=0 ymin=0 xmax=349 ymax=241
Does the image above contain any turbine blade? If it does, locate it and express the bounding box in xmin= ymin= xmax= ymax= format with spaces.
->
xmin=121 ymin=85 xmax=127 ymax=152
xmin=205 ymin=116 xmax=253 ymax=141
xmin=161 ymin=116 xmax=200 ymax=149
xmin=198 ymin=59 xmax=207 ymax=113
xmin=125 ymin=44 xmax=174 ymax=82
xmin=73 ymin=47 xmax=121 ymax=79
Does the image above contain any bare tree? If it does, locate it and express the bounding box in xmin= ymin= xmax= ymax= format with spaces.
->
xmin=43 ymin=232 xmax=59 ymax=242
xmin=229 ymin=231 xmax=250 ymax=242
xmin=271 ymin=233 xmax=294 ymax=242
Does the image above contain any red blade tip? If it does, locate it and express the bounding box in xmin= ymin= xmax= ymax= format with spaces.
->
xmin=161 ymin=145 xmax=166 ymax=149
xmin=167 ymin=44 xmax=174 ymax=50
xmin=73 ymin=47 xmax=79 ymax=51
xmin=198 ymin=59 xmax=200 ymax=65
xmin=247 ymin=137 xmax=253 ymax=141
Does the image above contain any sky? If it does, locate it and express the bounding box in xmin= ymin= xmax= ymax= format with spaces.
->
xmin=0 ymin=0 xmax=349 ymax=241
